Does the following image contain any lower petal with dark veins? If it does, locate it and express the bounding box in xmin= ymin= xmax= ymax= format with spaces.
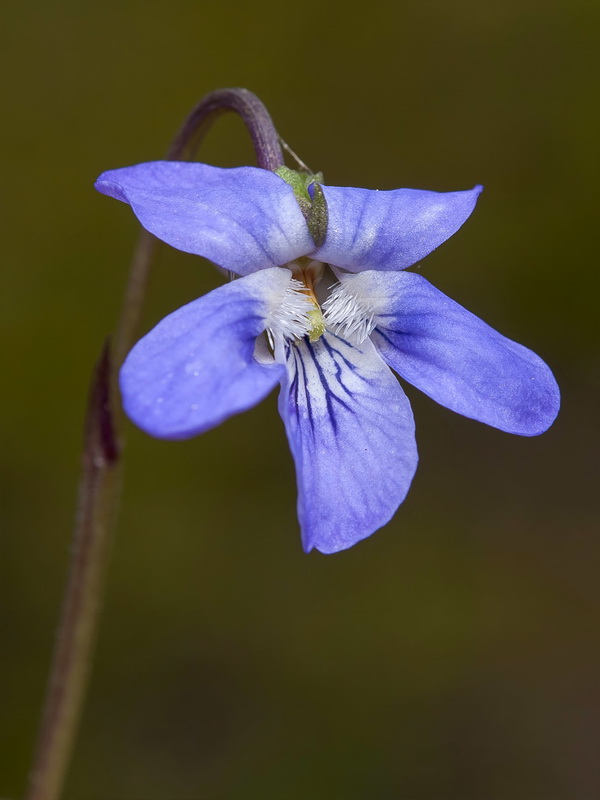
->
xmin=278 ymin=332 xmax=418 ymax=553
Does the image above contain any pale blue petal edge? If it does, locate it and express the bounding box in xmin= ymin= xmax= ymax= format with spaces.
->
xmin=120 ymin=268 xmax=290 ymax=439
xmin=313 ymin=184 xmax=483 ymax=272
xmin=96 ymin=161 xmax=314 ymax=275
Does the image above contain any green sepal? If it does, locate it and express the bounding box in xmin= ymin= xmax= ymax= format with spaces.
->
xmin=275 ymin=166 xmax=328 ymax=248
xmin=306 ymin=182 xmax=327 ymax=248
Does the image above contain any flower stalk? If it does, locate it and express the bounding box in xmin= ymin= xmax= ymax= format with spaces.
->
xmin=24 ymin=88 xmax=283 ymax=800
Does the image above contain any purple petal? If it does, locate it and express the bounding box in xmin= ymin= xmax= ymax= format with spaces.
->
xmin=354 ymin=270 xmax=561 ymax=435
xmin=120 ymin=268 xmax=291 ymax=439
xmin=312 ymin=183 xmax=482 ymax=272
xmin=278 ymin=332 xmax=418 ymax=554
xmin=95 ymin=162 xmax=314 ymax=275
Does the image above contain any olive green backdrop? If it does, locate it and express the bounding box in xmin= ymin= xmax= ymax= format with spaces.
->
xmin=2 ymin=1 xmax=599 ymax=798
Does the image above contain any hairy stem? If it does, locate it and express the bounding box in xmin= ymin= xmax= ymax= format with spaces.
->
xmin=25 ymin=88 xmax=282 ymax=800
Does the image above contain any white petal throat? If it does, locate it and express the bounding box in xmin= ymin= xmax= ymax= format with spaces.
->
xmin=265 ymin=277 xmax=313 ymax=348
xmin=322 ymin=282 xmax=377 ymax=343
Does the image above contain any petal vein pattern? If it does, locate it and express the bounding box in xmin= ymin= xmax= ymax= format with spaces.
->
xmin=279 ymin=332 xmax=418 ymax=554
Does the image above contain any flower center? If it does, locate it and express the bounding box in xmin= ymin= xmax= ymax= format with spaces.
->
xmin=290 ymin=260 xmax=327 ymax=342
xmin=266 ymin=261 xmax=376 ymax=349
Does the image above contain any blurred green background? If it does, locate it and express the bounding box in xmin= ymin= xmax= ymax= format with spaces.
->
xmin=2 ymin=0 xmax=599 ymax=798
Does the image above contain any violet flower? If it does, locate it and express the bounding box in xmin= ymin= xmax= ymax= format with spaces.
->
xmin=95 ymin=162 xmax=559 ymax=553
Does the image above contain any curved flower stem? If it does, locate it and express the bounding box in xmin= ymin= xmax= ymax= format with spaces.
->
xmin=167 ymin=87 xmax=284 ymax=170
xmin=24 ymin=88 xmax=282 ymax=800
xmin=114 ymin=88 xmax=283 ymax=366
